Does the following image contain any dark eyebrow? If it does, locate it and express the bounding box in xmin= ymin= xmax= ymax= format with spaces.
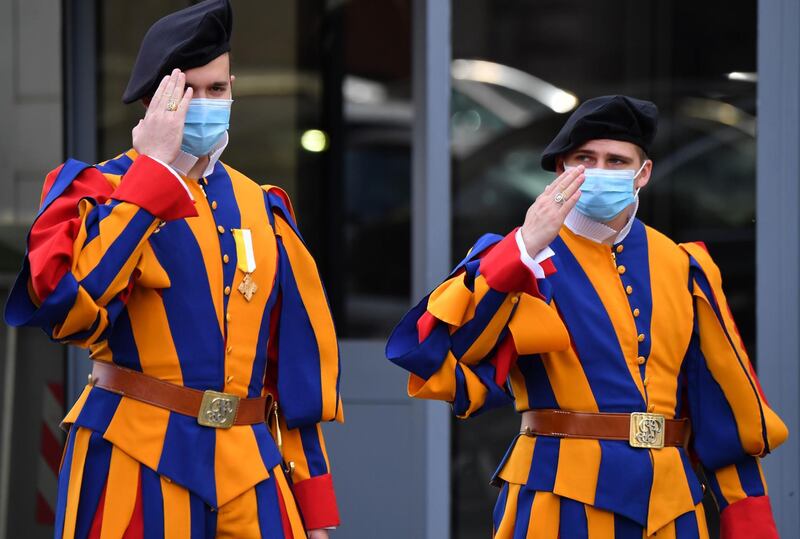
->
xmin=606 ymin=153 xmax=634 ymax=162
xmin=186 ymin=81 xmax=229 ymax=89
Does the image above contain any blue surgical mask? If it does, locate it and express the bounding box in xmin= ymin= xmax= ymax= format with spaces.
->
xmin=181 ymin=98 xmax=233 ymax=157
xmin=565 ymin=161 xmax=647 ymax=221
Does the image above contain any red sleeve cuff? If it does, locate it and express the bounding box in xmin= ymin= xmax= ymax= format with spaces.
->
xmin=720 ymin=496 xmax=779 ymax=539
xmin=479 ymin=230 xmax=542 ymax=298
xmin=292 ymin=473 xmax=340 ymax=530
xmin=111 ymin=155 xmax=197 ymax=221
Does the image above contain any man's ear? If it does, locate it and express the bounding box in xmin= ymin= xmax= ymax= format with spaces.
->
xmin=635 ymin=160 xmax=653 ymax=190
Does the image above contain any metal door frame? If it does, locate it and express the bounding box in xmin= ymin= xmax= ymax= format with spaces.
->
xmin=757 ymin=0 xmax=800 ymax=533
xmin=411 ymin=1 xmax=452 ymax=537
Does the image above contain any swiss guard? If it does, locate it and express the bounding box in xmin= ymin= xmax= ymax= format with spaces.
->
xmin=5 ymin=1 xmax=342 ymax=537
xmin=387 ymin=95 xmax=788 ymax=538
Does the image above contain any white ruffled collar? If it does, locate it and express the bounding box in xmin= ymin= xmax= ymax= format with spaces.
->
xmin=169 ymin=131 xmax=229 ymax=178
xmin=564 ymin=197 xmax=639 ymax=245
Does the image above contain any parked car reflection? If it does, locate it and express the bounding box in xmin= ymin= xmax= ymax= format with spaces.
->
xmin=341 ymin=68 xmax=757 ymax=354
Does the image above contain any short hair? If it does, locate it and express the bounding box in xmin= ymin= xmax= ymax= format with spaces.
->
xmin=636 ymin=146 xmax=649 ymax=165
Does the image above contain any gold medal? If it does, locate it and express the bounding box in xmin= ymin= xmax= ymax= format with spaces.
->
xmin=232 ymin=228 xmax=258 ymax=301
xmin=238 ymin=272 xmax=258 ymax=302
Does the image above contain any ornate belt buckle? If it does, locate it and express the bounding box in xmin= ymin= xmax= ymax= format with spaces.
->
xmin=198 ymin=390 xmax=240 ymax=429
xmin=629 ymin=412 xmax=665 ymax=449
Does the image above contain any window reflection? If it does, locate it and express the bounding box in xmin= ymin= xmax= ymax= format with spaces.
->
xmin=451 ymin=1 xmax=756 ymax=537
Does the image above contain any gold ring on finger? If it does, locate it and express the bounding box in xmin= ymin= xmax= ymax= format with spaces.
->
xmin=554 ymin=192 xmax=566 ymax=205
xmin=166 ymin=100 xmax=178 ymax=112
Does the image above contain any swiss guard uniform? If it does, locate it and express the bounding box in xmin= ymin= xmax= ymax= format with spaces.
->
xmin=387 ymin=96 xmax=788 ymax=538
xmin=5 ymin=1 xmax=342 ymax=537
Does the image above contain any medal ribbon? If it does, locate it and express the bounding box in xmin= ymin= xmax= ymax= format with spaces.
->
xmin=232 ymin=228 xmax=256 ymax=273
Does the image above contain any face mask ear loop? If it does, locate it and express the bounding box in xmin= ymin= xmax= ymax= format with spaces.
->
xmin=633 ymin=159 xmax=648 ymax=180
xmin=632 ymin=159 xmax=649 ymax=195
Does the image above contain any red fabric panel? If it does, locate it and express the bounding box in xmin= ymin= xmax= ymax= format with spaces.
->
xmin=88 ymin=484 xmax=107 ymax=539
xmin=720 ymin=495 xmax=779 ymax=539
xmin=263 ymin=295 xmax=282 ymax=400
xmin=275 ymin=478 xmax=294 ymax=536
xmin=28 ymin=166 xmax=114 ymax=301
xmin=540 ymin=257 xmax=557 ymax=277
xmin=122 ymin=474 xmax=144 ymax=539
xmin=111 ymin=155 xmax=197 ymax=222
xmin=292 ymin=473 xmax=340 ymax=530
xmin=265 ymin=185 xmax=297 ymax=222
xmin=492 ymin=333 xmax=518 ymax=387
xmin=39 ymin=164 xmax=65 ymax=206
xmin=479 ymin=230 xmax=542 ymax=299
xmin=416 ymin=311 xmax=437 ymax=343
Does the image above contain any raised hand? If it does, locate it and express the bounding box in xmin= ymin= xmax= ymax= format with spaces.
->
xmin=519 ymin=165 xmax=585 ymax=256
xmin=132 ymin=68 xmax=194 ymax=164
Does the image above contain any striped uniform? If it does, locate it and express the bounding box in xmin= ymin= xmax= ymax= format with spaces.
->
xmin=6 ymin=151 xmax=343 ymax=537
xmin=387 ymin=221 xmax=787 ymax=538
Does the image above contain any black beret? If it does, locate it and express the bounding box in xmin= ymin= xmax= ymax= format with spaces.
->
xmin=122 ymin=0 xmax=233 ymax=104
xmin=540 ymin=95 xmax=658 ymax=171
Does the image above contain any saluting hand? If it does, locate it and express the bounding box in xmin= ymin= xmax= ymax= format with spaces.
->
xmin=519 ymin=165 xmax=584 ymax=257
xmin=132 ymin=68 xmax=193 ymax=164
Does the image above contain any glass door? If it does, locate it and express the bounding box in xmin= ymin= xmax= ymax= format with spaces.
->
xmin=449 ymin=1 xmax=758 ymax=537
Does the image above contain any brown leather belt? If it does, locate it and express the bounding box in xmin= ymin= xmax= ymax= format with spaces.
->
xmin=520 ymin=409 xmax=690 ymax=449
xmin=90 ymin=361 xmax=267 ymax=428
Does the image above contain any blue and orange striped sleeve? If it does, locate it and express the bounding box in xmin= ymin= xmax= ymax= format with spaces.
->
xmin=386 ymin=229 xmax=570 ymax=419
xmin=680 ymin=242 xmax=787 ymax=538
xmin=263 ymin=187 xmax=342 ymax=529
xmin=10 ymin=156 xmax=197 ymax=345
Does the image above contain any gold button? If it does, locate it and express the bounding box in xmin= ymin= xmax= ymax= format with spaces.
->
xmin=643 ymin=377 xmax=649 ymax=387
xmin=226 ymin=312 xmax=231 ymax=322
xmin=224 ymin=286 xmax=231 ymax=295
xmin=638 ymin=334 xmax=645 ymax=343
xmin=223 ymin=254 xmax=230 ymax=264
xmin=218 ymin=225 xmax=226 ymax=234
xmin=158 ymin=220 xmax=166 ymax=228
xmin=226 ymin=346 xmax=233 ymax=354
xmin=633 ymin=308 xmax=640 ymax=317
xmin=510 ymin=296 xmax=519 ymax=304
xmin=617 ymin=265 xmax=626 ymax=275
xmin=211 ymin=200 xmax=218 ymax=210
xmin=626 ymin=285 xmax=633 ymax=295
xmin=616 ymin=245 xmax=624 ymax=254
xmin=648 ymin=404 xmax=655 ymax=412
xmin=637 ymin=356 xmax=646 ymax=365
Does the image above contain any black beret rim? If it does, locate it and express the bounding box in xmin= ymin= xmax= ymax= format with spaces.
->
xmin=540 ymin=95 xmax=658 ymax=171
xmin=121 ymin=0 xmax=233 ymax=104
xmin=540 ymin=133 xmax=652 ymax=172
xmin=121 ymin=43 xmax=232 ymax=104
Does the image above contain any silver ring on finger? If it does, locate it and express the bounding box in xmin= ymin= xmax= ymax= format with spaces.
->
xmin=554 ymin=191 xmax=566 ymax=205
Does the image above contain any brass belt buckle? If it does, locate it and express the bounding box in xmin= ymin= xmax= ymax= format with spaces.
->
xmin=198 ymin=390 xmax=240 ymax=429
xmin=629 ymin=412 xmax=665 ymax=449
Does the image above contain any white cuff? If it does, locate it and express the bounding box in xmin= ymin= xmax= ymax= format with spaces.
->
xmin=147 ymin=155 xmax=194 ymax=202
xmin=515 ymin=229 xmax=555 ymax=279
